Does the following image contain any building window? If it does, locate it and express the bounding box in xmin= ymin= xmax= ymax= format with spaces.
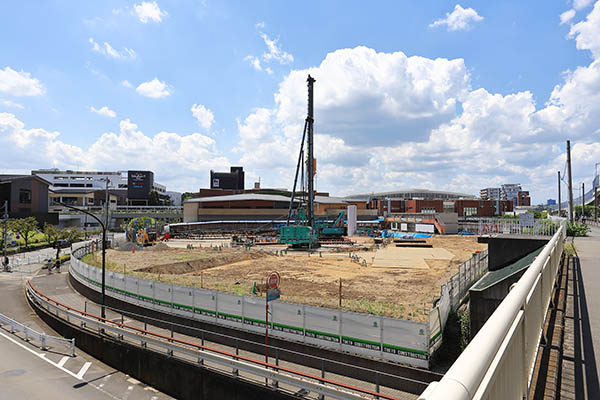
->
xmin=422 ymin=208 xmax=436 ymax=214
xmin=19 ymin=189 xmax=32 ymax=204
xmin=464 ymin=207 xmax=478 ymax=216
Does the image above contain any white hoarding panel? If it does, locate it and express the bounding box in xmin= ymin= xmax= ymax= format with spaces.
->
xmin=243 ymin=296 xmax=266 ymax=333
xmin=271 ymin=301 xmax=304 ymax=340
xmin=154 ymin=282 xmax=173 ymax=311
xmin=381 ymin=318 xmax=429 ymax=368
xmin=415 ymin=223 xmax=435 ymax=233
xmin=401 ymin=223 xmax=408 ymax=231
xmin=172 ymin=284 xmax=194 ymax=316
xmin=216 ymin=292 xmax=243 ymax=325
xmin=193 ymin=288 xmax=217 ymax=319
xmin=341 ymin=313 xmax=382 ymax=357
xmin=304 ymin=306 xmax=340 ymax=348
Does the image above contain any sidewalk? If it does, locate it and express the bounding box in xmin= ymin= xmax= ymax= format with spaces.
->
xmin=562 ymin=227 xmax=600 ymax=398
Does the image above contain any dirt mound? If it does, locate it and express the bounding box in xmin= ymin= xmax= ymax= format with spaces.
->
xmin=135 ymin=251 xmax=266 ymax=275
xmin=147 ymin=242 xmax=170 ymax=251
xmin=116 ymin=242 xmax=138 ymax=252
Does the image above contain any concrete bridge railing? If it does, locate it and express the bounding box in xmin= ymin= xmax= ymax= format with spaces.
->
xmin=419 ymin=218 xmax=566 ymax=400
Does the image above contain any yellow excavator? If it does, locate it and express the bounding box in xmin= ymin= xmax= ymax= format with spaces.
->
xmin=126 ymin=217 xmax=159 ymax=246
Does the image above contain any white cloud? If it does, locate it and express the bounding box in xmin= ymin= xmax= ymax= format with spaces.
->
xmin=121 ymin=80 xmax=133 ymax=88
xmin=260 ymin=32 xmax=294 ymax=64
xmin=430 ymin=4 xmax=484 ymax=31
xmin=89 ymin=38 xmax=136 ymax=61
xmin=568 ymin=1 xmax=600 ymax=58
xmin=0 ymin=67 xmax=45 ymax=96
xmin=574 ymin=0 xmax=594 ymax=10
xmin=190 ymin=104 xmax=215 ymax=130
xmin=244 ymin=24 xmax=293 ymax=73
xmin=135 ymin=78 xmax=173 ymax=98
xmin=89 ymin=106 xmax=116 ymax=118
xmin=234 ymin=2 xmax=600 ymax=202
xmin=1 ymin=100 xmax=24 ymax=109
xmin=560 ymin=9 xmax=576 ymax=25
xmin=0 ymin=113 xmax=229 ymax=191
xmin=244 ymin=55 xmax=263 ymax=71
xmin=133 ymin=1 xmax=167 ymax=23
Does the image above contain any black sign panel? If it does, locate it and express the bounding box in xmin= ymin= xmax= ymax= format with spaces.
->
xmin=127 ymin=171 xmax=153 ymax=200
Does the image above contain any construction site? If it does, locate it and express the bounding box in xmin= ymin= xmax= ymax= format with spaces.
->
xmin=75 ymin=75 xmax=490 ymax=327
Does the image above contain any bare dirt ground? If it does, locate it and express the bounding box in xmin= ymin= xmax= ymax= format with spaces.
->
xmin=87 ymin=235 xmax=487 ymax=322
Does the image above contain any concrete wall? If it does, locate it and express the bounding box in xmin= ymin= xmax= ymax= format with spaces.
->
xmin=478 ymin=237 xmax=548 ymax=271
xmin=30 ymin=294 xmax=291 ymax=400
xmin=469 ymin=268 xmax=528 ymax=338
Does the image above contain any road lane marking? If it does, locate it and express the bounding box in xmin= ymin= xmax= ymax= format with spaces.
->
xmin=58 ymin=356 xmax=69 ymax=368
xmin=0 ymin=330 xmax=81 ymax=380
xmin=76 ymin=361 xmax=92 ymax=379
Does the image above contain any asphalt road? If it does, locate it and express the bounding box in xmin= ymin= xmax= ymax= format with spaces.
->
xmin=0 ymin=263 xmax=172 ymax=400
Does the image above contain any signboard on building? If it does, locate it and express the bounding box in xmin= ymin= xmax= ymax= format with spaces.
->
xmin=127 ymin=170 xmax=154 ymax=201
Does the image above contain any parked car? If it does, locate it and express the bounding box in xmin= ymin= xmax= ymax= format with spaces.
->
xmin=55 ymin=239 xmax=70 ymax=249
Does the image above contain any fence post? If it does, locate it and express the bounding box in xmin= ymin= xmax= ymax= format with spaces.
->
xmin=377 ymin=315 xmax=384 ymax=359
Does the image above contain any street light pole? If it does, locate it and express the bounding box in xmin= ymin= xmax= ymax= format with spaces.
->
xmin=2 ymin=201 xmax=8 ymax=268
xmin=56 ymin=201 xmax=107 ymax=319
xmin=558 ymin=171 xmax=561 ymax=217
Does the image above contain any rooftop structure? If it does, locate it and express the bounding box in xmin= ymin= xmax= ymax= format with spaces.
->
xmin=346 ymin=189 xmax=476 ymax=201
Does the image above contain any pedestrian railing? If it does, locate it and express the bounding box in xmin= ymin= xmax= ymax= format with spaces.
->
xmin=0 ymin=311 xmax=75 ymax=356
xmin=478 ymin=218 xmax=560 ymax=236
xmin=7 ymin=254 xmax=48 ymax=267
xmin=26 ymin=280 xmax=402 ymax=400
xmin=419 ymin=220 xmax=566 ymax=400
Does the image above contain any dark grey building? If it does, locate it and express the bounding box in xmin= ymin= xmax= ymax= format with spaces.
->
xmin=210 ymin=167 xmax=244 ymax=190
xmin=0 ymin=174 xmax=57 ymax=225
xmin=127 ymin=170 xmax=154 ymax=205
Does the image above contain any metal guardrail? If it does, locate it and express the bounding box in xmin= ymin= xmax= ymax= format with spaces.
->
xmin=26 ymin=280 xmax=402 ymax=400
xmin=52 ymin=205 xmax=183 ymax=214
xmin=419 ymin=219 xmax=566 ymax=400
xmin=0 ymin=312 xmax=75 ymax=356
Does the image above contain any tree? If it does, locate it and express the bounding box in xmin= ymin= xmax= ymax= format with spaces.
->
xmin=9 ymin=217 xmax=39 ymax=248
xmin=43 ymin=223 xmax=61 ymax=245
xmin=149 ymin=190 xmax=160 ymax=206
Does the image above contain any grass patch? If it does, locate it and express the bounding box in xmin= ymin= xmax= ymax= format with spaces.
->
xmin=563 ymin=242 xmax=577 ymax=256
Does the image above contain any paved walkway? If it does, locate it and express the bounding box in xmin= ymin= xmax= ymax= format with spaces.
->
xmin=561 ymin=227 xmax=600 ymax=399
xmin=0 ymin=264 xmax=172 ymax=400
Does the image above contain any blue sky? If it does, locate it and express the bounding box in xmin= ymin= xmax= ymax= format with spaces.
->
xmin=1 ymin=1 xmax=600 ymax=203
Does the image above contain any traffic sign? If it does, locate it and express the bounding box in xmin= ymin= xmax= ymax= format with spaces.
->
xmin=267 ymin=271 xmax=280 ymax=290
xmin=267 ymin=288 xmax=281 ymax=302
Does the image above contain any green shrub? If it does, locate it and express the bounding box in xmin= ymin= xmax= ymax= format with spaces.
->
xmin=567 ymin=222 xmax=590 ymax=237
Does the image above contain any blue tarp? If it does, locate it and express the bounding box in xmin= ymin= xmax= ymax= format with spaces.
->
xmin=381 ymin=231 xmax=432 ymax=239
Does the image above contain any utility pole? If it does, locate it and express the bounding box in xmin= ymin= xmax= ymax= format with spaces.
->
xmin=567 ymin=140 xmax=574 ymax=223
xmin=558 ymin=171 xmax=562 ymax=217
